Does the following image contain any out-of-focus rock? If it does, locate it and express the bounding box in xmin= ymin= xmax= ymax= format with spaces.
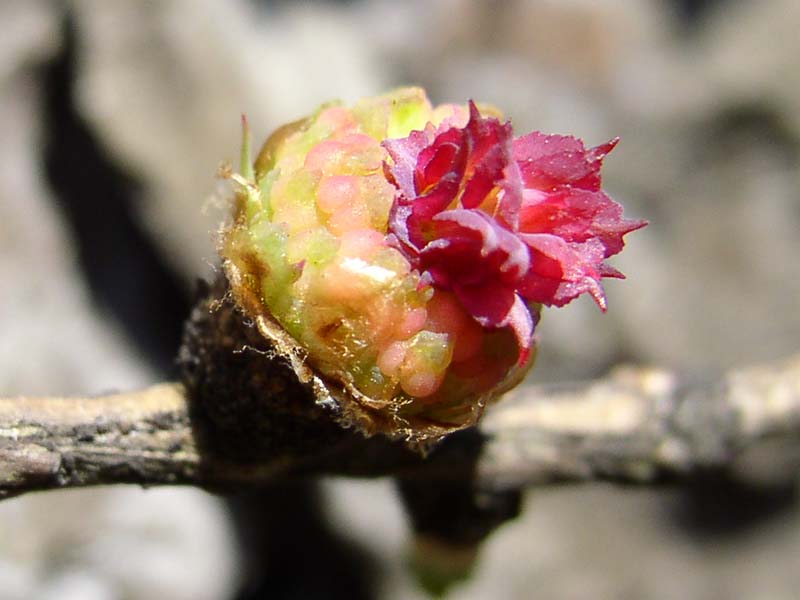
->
xmin=0 ymin=1 xmax=150 ymax=396
xmin=70 ymin=0 xmax=388 ymax=280
xmin=0 ymin=5 xmax=238 ymax=599
xmin=0 ymin=1 xmax=59 ymax=83
xmin=0 ymin=487 xmax=239 ymax=600
xmin=621 ymin=136 xmax=800 ymax=372
xmin=701 ymin=0 xmax=800 ymax=137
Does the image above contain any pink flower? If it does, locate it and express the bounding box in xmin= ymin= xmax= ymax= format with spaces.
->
xmin=383 ymin=102 xmax=646 ymax=364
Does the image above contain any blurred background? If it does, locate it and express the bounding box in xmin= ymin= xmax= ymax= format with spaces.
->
xmin=1 ymin=0 xmax=800 ymax=598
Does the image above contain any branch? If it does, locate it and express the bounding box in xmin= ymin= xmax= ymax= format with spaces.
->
xmin=1 ymin=354 xmax=799 ymax=500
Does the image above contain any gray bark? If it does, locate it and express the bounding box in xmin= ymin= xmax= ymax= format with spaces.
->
xmin=2 ymin=354 xmax=799 ymax=500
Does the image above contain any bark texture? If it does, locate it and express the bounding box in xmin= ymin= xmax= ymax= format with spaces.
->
xmin=2 ymin=352 xmax=799 ymax=500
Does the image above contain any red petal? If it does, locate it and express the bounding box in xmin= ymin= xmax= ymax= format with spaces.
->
xmin=420 ymin=140 xmax=461 ymax=192
xmin=383 ymin=128 xmax=432 ymax=197
xmin=454 ymin=284 xmax=533 ymax=364
xmin=513 ymin=133 xmax=614 ymax=192
xmin=383 ymin=99 xmax=646 ymax=343
xmin=496 ymin=160 xmax=523 ymax=229
xmin=518 ymin=234 xmax=609 ymax=309
xmin=423 ymin=209 xmax=530 ymax=285
xmin=519 ymin=188 xmax=646 ymax=257
xmin=459 ymin=101 xmax=515 ymax=209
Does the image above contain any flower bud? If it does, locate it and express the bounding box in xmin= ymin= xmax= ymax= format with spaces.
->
xmin=221 ymin=88 xmax=643 ymax=440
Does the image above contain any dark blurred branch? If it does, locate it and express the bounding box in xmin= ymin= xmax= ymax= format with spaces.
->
xmin=2 ymin=354 xmax=800 ymax=500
